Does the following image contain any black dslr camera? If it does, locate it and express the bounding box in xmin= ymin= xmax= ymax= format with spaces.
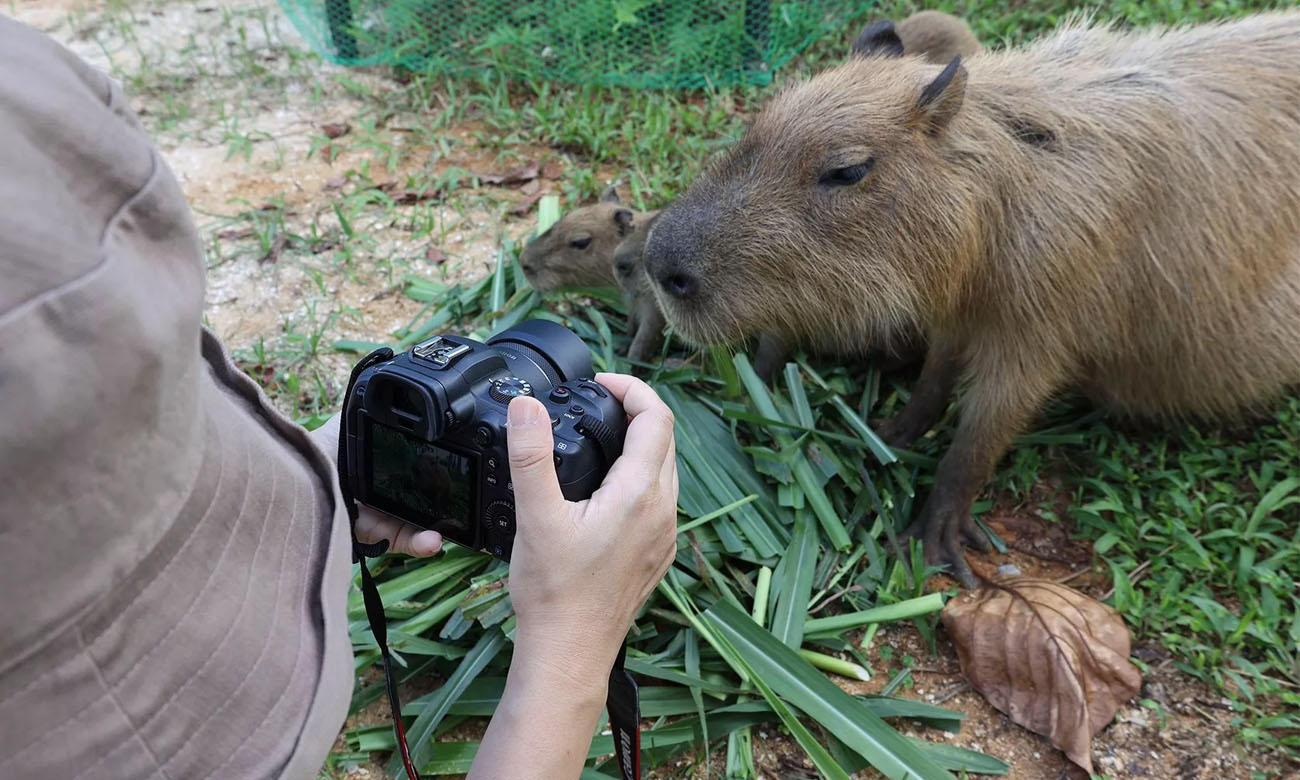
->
xmin=343 ymin=320 xmax=626 ymax=560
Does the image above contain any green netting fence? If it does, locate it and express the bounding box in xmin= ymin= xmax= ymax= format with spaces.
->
xmin=278 ymin=0 xmax=876 ymax=88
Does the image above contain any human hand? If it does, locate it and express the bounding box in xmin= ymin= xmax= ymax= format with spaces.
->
xmin=504 ymin=372 xmax=678 ymax=676
xmin=308 ymin=414 xmax=444 ymax=557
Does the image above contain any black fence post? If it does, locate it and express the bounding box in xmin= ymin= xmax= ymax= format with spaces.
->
xmin=326 ymin=0 xmax=359 ymax=59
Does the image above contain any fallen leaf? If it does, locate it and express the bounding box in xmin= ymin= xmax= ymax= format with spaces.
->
xmin=425 ymin=245 xmax=447 ymax=264
xmin=478 ymin=162 xmax=539 ymax=187
xmin=941 ymin=578 xmax=1141 ymax=774
xmin=520 ymin=179 xmax=540 ymax=196
xmin=321 ymin=122 xmax=351 ymax=139
xmin=216 ymin=226 xmax=255 ymax=241
xmin=541 ymin=160 xmax=563 ymax=180
xmin=511 ymin=192 xmax=543 ymax=216
xmin=394 ymin=187 xmax=442 ymax=205
xmin=323 ymin=177 xmax=347 ymax=191
xmin=261 ymin=234 xmax=290 ymax=263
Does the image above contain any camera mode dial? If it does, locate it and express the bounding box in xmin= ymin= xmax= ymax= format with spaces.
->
xmin=488 ymin=376 xmax=533 ymax=404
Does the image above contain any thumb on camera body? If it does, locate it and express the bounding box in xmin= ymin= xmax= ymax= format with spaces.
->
xmin=506 ymin=396 xmax=566 ymax=516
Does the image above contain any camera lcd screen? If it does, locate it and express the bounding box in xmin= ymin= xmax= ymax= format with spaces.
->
xmin=367 ymin=420 xmax=474 ymax=537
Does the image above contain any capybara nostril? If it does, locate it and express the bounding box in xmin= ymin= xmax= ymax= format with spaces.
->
xmin=661 ymin=271 xmax=699 ymax=299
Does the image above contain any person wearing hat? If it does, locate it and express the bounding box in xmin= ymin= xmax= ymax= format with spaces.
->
xmin=0 ymin=15 xmax=678 ymax=780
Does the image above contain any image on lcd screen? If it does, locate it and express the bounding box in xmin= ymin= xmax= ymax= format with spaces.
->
xmin=368 ymin=422 xmax=473 ymax=534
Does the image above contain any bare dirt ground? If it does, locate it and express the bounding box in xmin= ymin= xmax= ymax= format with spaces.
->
xmin=13 ymin=0 xmax=557 ymax=420
xmin=10 ymin=1 xmax=1294 ymax=778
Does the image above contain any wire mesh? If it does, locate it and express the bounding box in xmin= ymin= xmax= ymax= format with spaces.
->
xmin=279 ymin=0 xmax=876 ymax=88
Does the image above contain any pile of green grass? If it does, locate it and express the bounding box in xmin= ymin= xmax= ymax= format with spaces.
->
xmin=329 ymin=241 xmax=1014 ymax=779
xmin=249 ymin=1 xmax=1299 ymax=775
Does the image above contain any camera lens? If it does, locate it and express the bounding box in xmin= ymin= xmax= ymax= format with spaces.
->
xmin=486 ymin=320 xmax=594 ymax=391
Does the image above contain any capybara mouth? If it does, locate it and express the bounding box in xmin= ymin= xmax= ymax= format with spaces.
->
xmin=651 ymin=284 xmax=747 ymax=348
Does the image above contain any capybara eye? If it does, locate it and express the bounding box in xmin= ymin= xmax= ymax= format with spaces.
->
xmin=818 ymin=159 xmax=876 ymax=187
xmin=570 ymin=236 xmax=593 ymax=249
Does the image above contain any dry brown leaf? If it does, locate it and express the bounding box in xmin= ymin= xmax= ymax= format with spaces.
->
xmin=541 ymin=160 xmax=564 ymax=180
xmin=511 ymin=191 xmax=544 ymax=216
xmin=321 ymin=122 xmax=351 ymax=139
xmin=479 ymin=162 xmax=539 ymax=187
xmin=393 ymin=187 xmax=442 ymax=205
xmin=216 ymin=226 xmax=254 ymax=241
xmin=322 ymin=176 xmax=347 ymax=191
xmin=941 ymin=578 xmax=1141 ymax=774
xmin=425 ymin=245 xmax=447 ymax=264
xmin=261 ymin=234 xmax=290 ymax=264
xmin=520 ymin=179 xmax=540 ymax=196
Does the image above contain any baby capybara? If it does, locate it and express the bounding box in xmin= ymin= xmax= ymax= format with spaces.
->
xmin=611 ymin=211 xmax=667 ymax=362
xmin=519 ymin=186 xmax=649 ymax=291
xmin=643 ymin=14 xmax=1300 ymax=584
xmin=896 ymin=10 xmax=982 ymax=64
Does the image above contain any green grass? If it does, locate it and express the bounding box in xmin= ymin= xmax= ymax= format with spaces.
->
xmin=314 ymin=0 xmax=1299 ymax=774
xmin=320 ymin=0 xmax=1298 ymax=773
xmin=1061 ymin=404 xmax=1300 ymax=748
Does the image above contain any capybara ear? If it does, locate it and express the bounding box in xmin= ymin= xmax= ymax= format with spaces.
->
xmin=916 ymin=55 xmax=967 ymax=135
xmin=600 ymin=185 xmax=621 ymax=204
xmin=852 ymin=20 xmax=905 ymax=58
xmin=613 ymin=208 xmax=634 ymax=235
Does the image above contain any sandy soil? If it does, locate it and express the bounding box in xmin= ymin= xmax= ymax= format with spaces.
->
xmin=10 ymin=1 xmax=1296 ymax=778
xmin=13 ymin=0 xmax=555 ymax=414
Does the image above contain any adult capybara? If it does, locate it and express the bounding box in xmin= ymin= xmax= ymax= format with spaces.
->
xmin=643 ymin=14 xmax=1300 ymax=584
xmin=519 ymin=186 xmax=650 ymax=291
xmin=897 ymin=10 xmax=982 ymax=64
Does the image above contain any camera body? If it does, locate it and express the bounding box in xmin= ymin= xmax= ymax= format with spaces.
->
xmin=343 ymin=320 xmax=625 ymax=560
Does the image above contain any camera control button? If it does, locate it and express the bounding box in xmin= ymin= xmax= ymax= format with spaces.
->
xmin=489 ymin=377 xmax=533 ymax=404
xmin=577 ymin=381 xmax=609 ymax=398
xmin=486 ymin=457 xmax=497 ymax=470
xmin=549 ymin=386 xmax=571 ymax=403
xmin=474 ymin=425 xmax=494 ymax=446
xmin=569 ymin=404 xmax=585 ymax=416
xmin=494 ymin=514 xmax=513 ymax=531
xmin=486 ymin=474 xmax=498 ymax=486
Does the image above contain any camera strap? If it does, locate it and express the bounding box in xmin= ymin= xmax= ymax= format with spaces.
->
xmin=607 ymin=644 xmax=642 ymax=780
xmin=336 ymin=347 xmax=641 ymax=780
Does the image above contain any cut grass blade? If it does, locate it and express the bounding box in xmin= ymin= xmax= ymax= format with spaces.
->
xmin=804 ymin=593 xmax=948 ymax=637
xmin=770 ymin=512 xmax=818 ymax=649
xmin=489 ymin=247 xmax=508 ymax=313
xmin=705 ymin=599 xmax=954 ymax=780
xmin=536 ymin=194 xmax=561 ymax=233
xmin=733 ymin=353 xmax=851 ymax=550
xmin=392 ymin=628 xmax=508 ymax=779
xmin=830 ymin=395 xmax=897 ymax=466
xmin=799 ymin=648 xmax=871 ymax=681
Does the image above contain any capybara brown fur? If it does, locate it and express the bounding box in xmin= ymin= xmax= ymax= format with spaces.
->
xmin=519 ymin=186 xmax=650 ymax=291
xmin=611 ymin=211 xmax=670 ymax=362
xmin=643 ymin=14 xmax=1300 ymax=584
xmin=897 ymin=10 xmax=982 ymax=64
